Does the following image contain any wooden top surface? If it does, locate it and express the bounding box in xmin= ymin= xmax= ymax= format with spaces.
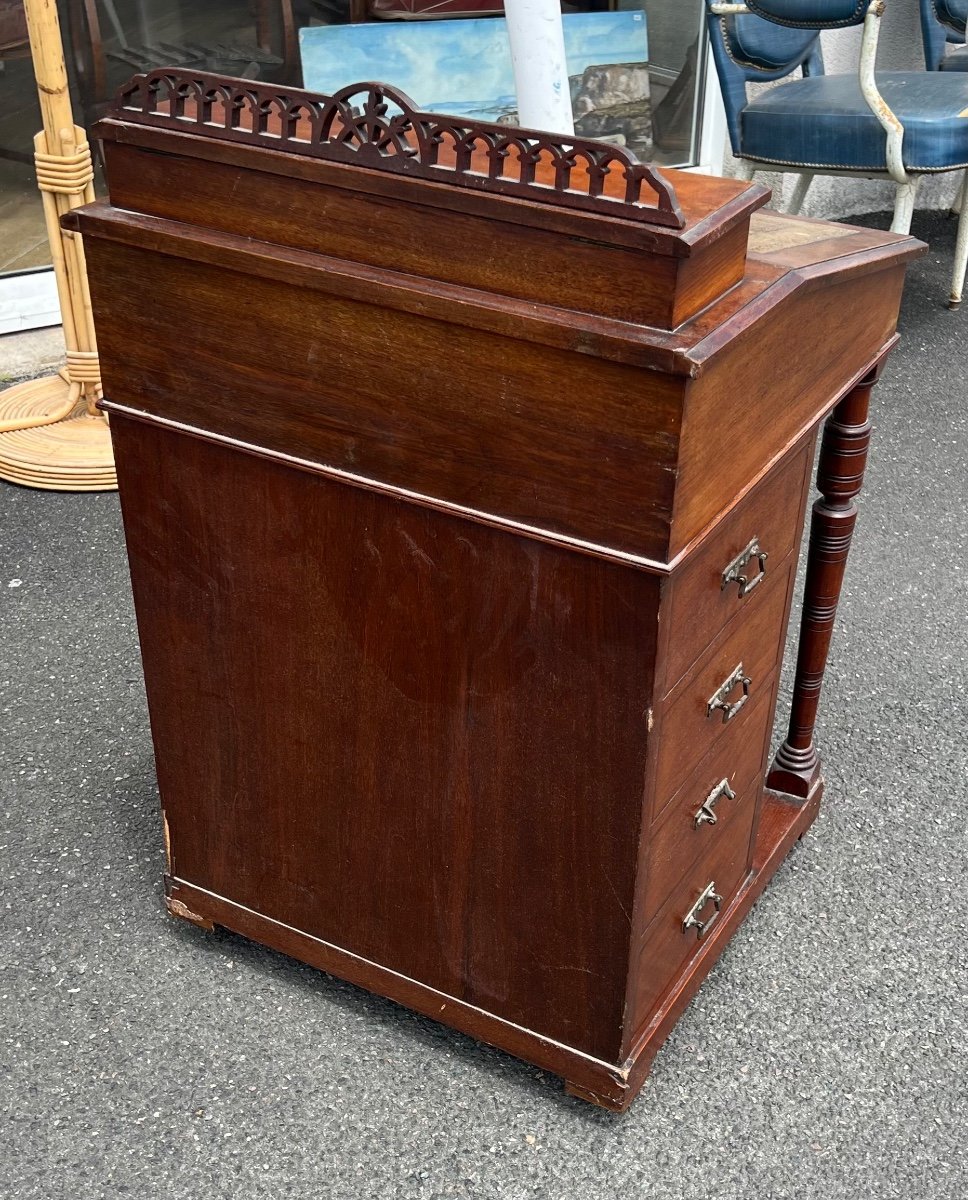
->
xmin=75 ymin=71 xmax=924 ymax=383
xmin=749 ymin=210 xmax=892 ymax=269
xmin=681 ymin=210 xmax=922 ymax=366
xmin=69 ymin=196 xmax=922 ymax=379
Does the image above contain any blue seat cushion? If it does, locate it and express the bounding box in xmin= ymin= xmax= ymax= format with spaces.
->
xmin=941 ymin=45 xmax=968 ymax=72
xmin=741 ymin=71 xmax=968 ymax=170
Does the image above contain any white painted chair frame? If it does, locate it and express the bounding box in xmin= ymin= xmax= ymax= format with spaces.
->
xmin=712 ymin=0 xmax=968 ymax=308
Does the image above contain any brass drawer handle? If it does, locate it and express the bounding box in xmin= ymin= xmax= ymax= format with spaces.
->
xmin=706 ymin=663 xmax=751 ymax=724
xmin=682 ymin=881 xmax=723 ymax=940
xmin=722 ymin=537 xmax=769 ymax=598
xmin=694 ymin=778 xmax=736 ymax=828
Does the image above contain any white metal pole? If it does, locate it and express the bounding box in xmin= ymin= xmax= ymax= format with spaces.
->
xmin=504 ymin=0 xmax=575 ymax=135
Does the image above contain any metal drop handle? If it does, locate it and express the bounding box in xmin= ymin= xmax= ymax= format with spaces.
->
xmin=722 ymin=537 xmax=769 ymax=597
xmin=706 ymin=663 xmax=751 ymax=723
xmin=682 ymin=881 xmax=723 ymax=940
xmin=693 ymin=778 xmax=736 ymax=828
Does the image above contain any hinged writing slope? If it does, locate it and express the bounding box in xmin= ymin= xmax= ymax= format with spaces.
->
xmin=93 ymin=68 xmax=770 ymax=329
xmin=74 ymin=70 xmax=922 ymax=1111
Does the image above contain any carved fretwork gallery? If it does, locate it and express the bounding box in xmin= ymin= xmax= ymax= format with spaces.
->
xmin=116 ymin=69 xmax=685 ymax=227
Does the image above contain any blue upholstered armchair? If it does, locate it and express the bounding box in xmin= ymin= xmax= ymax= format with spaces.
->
xmin=921 ymin=0 xmax=968 ymax=71
xmin=706 ymin=0 xmax=968 ymax=308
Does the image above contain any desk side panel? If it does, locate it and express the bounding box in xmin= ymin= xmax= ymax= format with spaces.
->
xmin=670 ymin=263 xmax=907 ymax=557
xmin=112 ymin=416 xmax=659 ymax=1063
xmin=87 ymin=238 xmax=682 ymax=562
xmin=101 ymin=142 xmax=687 ymax=328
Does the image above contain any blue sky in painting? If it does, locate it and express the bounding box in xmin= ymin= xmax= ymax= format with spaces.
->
xmin=300 ymin=12 xmax=647 ymax=121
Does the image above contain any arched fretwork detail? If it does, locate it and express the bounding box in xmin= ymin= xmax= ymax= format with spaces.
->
xmin=112 ymin=69 xmax=684 ymax=229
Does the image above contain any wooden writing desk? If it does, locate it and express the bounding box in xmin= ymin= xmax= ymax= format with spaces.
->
xmin=68 ymin=71 xmax=922 ymax=1110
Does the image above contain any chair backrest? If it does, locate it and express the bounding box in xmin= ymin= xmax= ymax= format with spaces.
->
xmin=745 ymin=1 xmax=868 ymax=26
xmin=920 ymin=0 xmax=968 ymax=70
xmin=705 ymin=7 xmax=824 ymax=153
xmin=706 ymin=1 xmax=873 ymax=153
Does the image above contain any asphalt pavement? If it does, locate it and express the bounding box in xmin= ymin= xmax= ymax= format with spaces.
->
xmin=1 ymin=210 xmax=966 ymax=1200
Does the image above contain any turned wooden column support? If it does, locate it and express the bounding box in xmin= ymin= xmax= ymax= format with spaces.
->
xmin=767 ymin=355 xmax=888 ymax=799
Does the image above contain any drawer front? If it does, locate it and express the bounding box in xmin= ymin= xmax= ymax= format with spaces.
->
xmin=651 ymin=556 xmax=793 ymax=807
xmin=642 ymin=678 xmax=776 ymax=923
xmin=631 ymin=776 xmax=758 ymax=1034
xmin=657 ymin=441 xmax=811 ymax=696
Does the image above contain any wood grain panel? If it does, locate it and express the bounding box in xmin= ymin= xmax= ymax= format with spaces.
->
xmin=656 ymin=439 xmax=812 ymax=695
xmin=112 ymin=415 xmax=660 ymax=1061
xmin=670 ymin=265 xmax=907 ymax=557
xmin=628 ymin=770 xmax=759 ymax=1047
xmin=670 ymin=219 xmax=749 ymax=328
xmin=650 ymin=556 xmax=794 ymax=807
xmin=640 ymin=677 xmax=776 ymax=927
xmin=89 ymin=240 xmax=684 ymax=562
xmin=609 ymin=785 xmax=822 ymax=1103
xmin=102 ymin=142 xmax=689 ymax=327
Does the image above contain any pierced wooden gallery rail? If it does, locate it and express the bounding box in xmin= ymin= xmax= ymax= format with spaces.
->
xmin=113 ymin=70 xmax=685 ymax=229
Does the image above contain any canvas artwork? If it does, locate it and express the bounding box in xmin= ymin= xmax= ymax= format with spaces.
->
xmin=299 ymin=11 xmax=652 ymax=156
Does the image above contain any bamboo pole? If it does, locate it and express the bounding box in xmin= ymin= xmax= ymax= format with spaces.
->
xmin=0 ymin=0 xmax=115 ymax=489
xmin=26 ymin=0 xmax=74 ymax=134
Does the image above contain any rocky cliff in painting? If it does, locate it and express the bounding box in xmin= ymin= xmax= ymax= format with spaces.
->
xmin=572 ymin=63 xmax=652 ymax=156
xmin=494 ymin=62 xmax=653 ymax=158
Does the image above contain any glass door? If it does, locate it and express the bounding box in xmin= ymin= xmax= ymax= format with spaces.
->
xmin=0 ymin=0 xmax=305 ymax=334
xmin=0 ymin=3 xmax=57 ymax=333
xmin=0 ymin=0 xmax=714 ymax=335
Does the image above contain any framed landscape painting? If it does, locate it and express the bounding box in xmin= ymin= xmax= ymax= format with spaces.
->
xmin=300 ymin=11 xmax=652 ymax=154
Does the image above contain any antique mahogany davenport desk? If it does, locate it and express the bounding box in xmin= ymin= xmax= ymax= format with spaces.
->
xmin=70 ymin=71 xmax=921 ymax=1111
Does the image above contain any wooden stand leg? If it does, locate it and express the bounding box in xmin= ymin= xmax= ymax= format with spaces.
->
xmin=767 ymin=359 xmax=884 ymax=798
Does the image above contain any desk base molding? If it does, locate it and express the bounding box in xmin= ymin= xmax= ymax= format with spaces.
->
xmin=165 ymin=782 xmax=822 ymax=1113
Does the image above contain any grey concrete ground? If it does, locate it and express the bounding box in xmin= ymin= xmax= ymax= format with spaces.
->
xmin=1 ymin=212 xmax=966 ymax=1200
xmin=0 ymin=326 xmax=66 ymax=386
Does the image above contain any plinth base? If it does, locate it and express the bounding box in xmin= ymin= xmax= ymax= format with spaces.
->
xmin=575 ymin=782 xmax=823 ymax=1111
xmin=164 ymin=782 xmax=823 ymax=1113
xmin=0 ymin=375 xmax=116 ymax=492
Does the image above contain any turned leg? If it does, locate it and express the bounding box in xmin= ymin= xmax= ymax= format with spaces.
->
xmin=767 ymin=360 xmax=884 ymax=799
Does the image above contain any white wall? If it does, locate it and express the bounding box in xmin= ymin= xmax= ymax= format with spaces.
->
xmin=719 ymin=4 xmax=963 ymax=219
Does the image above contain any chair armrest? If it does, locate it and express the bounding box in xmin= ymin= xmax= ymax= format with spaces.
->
xmin=859 ymin=1 xmax=909 ymax=181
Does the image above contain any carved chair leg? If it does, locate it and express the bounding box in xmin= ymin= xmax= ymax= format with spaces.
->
xmin=787 ymin=172 xmax=813 ymax=217
xmin=767 ymin=357 xmax=886 ymax=799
